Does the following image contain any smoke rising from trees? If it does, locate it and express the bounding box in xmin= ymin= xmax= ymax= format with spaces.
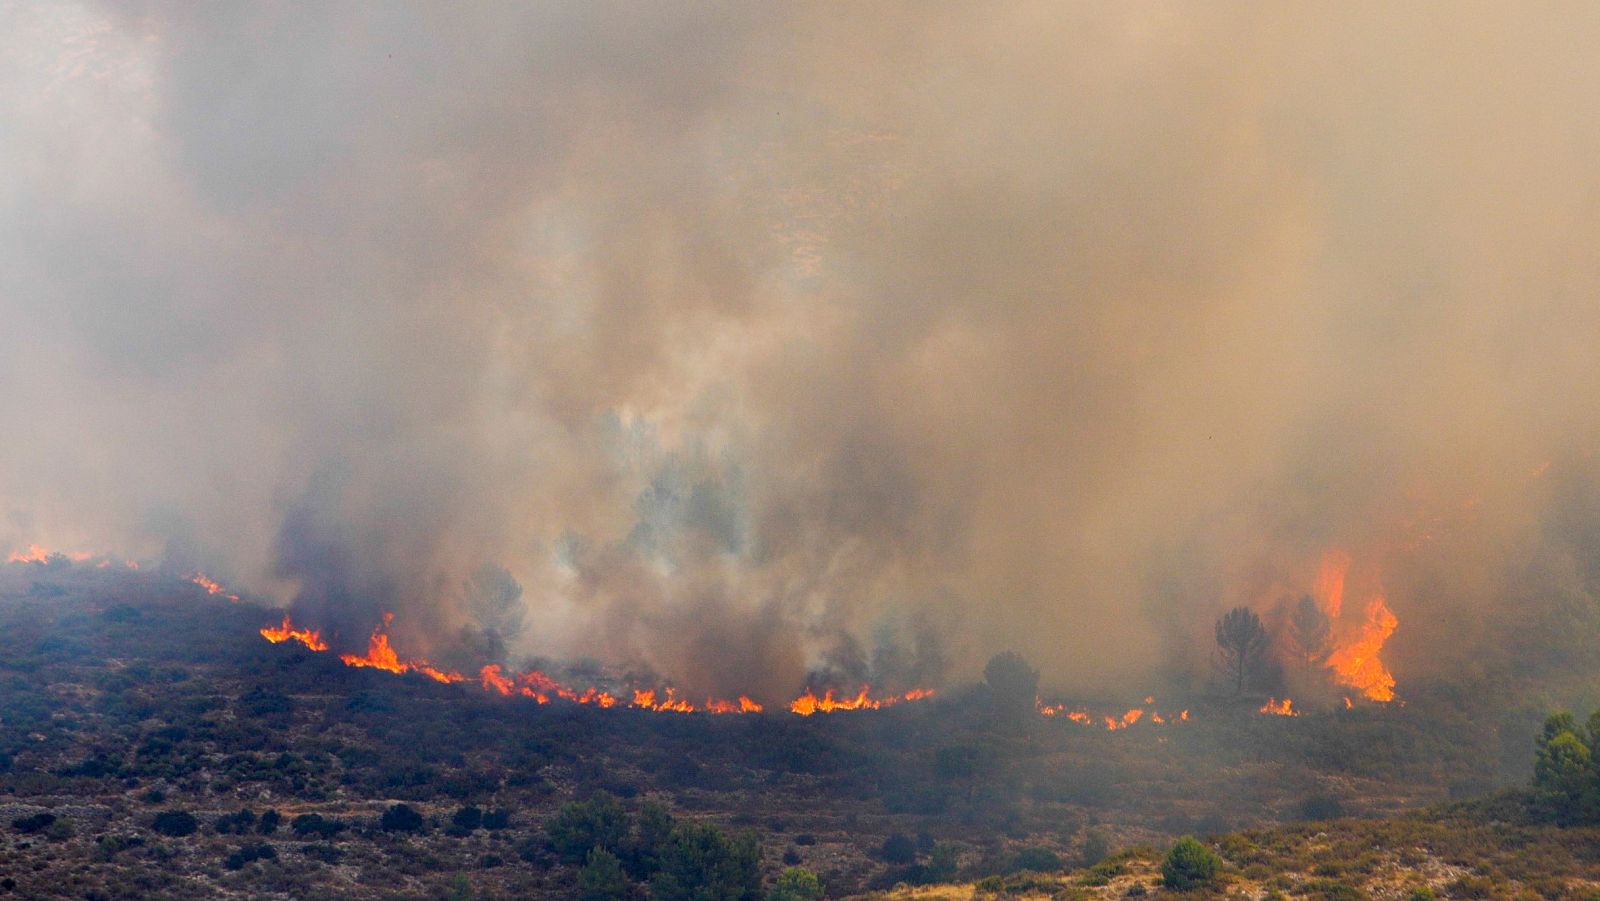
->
xmin=5 ymin=4 xmax=1600 ymax=699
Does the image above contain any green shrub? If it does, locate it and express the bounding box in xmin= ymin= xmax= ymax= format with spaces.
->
xmin=380 ymin=803 xmax=426 ymax=833
xmin=880 ymin=832 xmax=916 ymax=864
xmin=290 ymin=812 xmax=345 ymax=838
xmin=650 ymin=822 xmax=761 ymax=901
xmin=1010 ymin=846 xmax=1063 ymax=873
xmin=578 ymin=848 xmax=630 ymax=901
xmin=768 ymin=867 xmax=824 ymax=901
xmin=151 ymin=810 xmax=198 ymax=837
xmin=44 ymin=817 xmax=74 ymax=841
xmin=549 ymin=792 xmax=631 ymax=864
xmin=1161 ymin=836 xmax=1221 ymax=891
xmin=11 ymin=813 xmax=55 ymax=835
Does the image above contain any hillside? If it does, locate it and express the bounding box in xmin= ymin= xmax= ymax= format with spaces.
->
xmin=851 ymin=796 xmax=1600 ymax=900
xmin=0 ymin=564 xmax=1556 ymax=898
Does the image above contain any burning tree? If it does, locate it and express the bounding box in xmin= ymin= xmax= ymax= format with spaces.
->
xmin=1214 ymin=606 xmax=1269 ymax=695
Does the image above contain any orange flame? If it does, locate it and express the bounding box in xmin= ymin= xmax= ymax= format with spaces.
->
xmin=1259 ymin=697 xmax=1296 ymax=716
xmin=788 ymin=686 xmax=935 ymax=716
xmin=188 ymin=573 xmax=240 ymax=601
xmin=1313 ymin=550 xmax=1398 ymax=702
xmin=706 ymin=696 xmax=765 ymax=714
xmin=1104 ymin=708 xmax=1144 ymax=730
xmin=339 ymin=613 xmax=465 ymax=684
xmin=1036 ymin=696 xmax=1189 ymax=729
xmin=6 ymin=545 xmax=136 ymax=568
xmin=8 ymin=544 xmax=89 ymax=564
xmin=260 ymin=616 xmax=912 ymax=717
xmin=259 ymin=615 xmax=328 ymax=652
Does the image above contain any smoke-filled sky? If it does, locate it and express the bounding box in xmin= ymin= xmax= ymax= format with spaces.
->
xmin=5 ymin=3 xmax=1600 ymax=700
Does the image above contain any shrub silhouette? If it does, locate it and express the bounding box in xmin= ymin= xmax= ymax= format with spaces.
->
xmin=380 ymin=803 xmax=425 ymax=833
xmin=1161 ymin=836 xmax=1221 ymax=890
xmin=151 ymin=810 xmax=197 ymax=837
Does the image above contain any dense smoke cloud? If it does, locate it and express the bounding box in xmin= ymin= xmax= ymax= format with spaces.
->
xmin=5 ymin=3 xmax=1600 ymax=700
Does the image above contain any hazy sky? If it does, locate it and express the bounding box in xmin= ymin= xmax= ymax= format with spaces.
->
xmin=4 ymin=3 xmax=1600 ymax=699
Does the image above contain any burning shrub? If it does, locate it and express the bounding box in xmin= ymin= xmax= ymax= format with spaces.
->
xmin=1160 ymin=836 xmax=1222 ymax=891
xmin=150 ymin=810 xmax=198 ymax=837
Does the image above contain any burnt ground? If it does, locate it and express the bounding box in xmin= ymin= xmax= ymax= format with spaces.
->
xmin=0 ymin=564 xmax=1542 ymax=899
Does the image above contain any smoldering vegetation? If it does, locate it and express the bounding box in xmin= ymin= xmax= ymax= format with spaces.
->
xmin=5 ymin=4 xmax=1600 ymax=708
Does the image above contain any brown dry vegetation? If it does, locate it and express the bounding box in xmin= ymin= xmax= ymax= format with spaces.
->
xmin=0 ymin=565 xmax=1568 ymax=898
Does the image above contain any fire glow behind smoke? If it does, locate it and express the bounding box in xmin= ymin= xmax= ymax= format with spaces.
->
xmin=7 ymin=6 xmax=1600 ymax=703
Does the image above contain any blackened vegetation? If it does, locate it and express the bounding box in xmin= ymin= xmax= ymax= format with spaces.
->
xmin=0 ymin=568 xmax=1568 ymax=898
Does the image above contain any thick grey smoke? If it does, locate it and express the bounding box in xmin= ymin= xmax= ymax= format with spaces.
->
xmin=5 ymin=3 xmax=1600 ymax=700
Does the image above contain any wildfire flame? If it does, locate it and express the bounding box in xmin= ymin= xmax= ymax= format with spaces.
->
xmin=1312 ymin=550 xmax=1399 ymax=702
xmin=187 ymin=573 xmax=239 ymax=601
xmin=6 ymin=545 xmax=137 ymax=569
xmin=339 ymin=613 xmax=465 ymax=684
xmin=258 ymin=614 xmax=856 ymax=716
xmin=259 ymin=615 xmax=328 ymax=652
xmin=1259 ymin=697 xmax=1296 ymax=716
xmin=788 ymin=686 xmax=935 ymax=716
xmin=1036 ymin=697 xmax=1190 ymax=729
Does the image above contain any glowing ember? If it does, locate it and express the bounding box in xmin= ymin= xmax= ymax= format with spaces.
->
xmin=187 ymin=573 xmax=239 ymax=601
xmin=259 ymin=615 xmax=328 ymax=652
xmin=1259 ymin=697 xmax=1296 ymax=716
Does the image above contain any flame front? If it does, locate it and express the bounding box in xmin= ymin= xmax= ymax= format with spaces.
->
xmin=259 ymin=615 xmax=328 ymax=652
xmin=339 ymin=613 xmax=465 ymax=684
xmin=258 ymin=613 xmax=940 ymax=717
xmin=788 ymin=686 xmax=935 ymax=716
xmin=6 ymin=545 xmax=137 ymax=569
xmin=188 ymin=573 xmax=239 ymax=601
xmin=1036 ymin=696 xmax=1190 ymax=730
xmin=259 ymin=614 xmax=786 ymax=714
xmin=1259 ymin=697 xmax=1296 ymax=716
